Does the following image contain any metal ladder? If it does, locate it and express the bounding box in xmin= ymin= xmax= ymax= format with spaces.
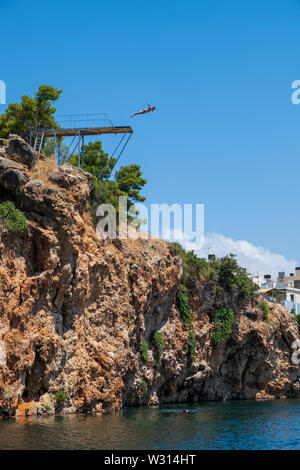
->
xmin=33 ymin=132 xmax=44 ymax=153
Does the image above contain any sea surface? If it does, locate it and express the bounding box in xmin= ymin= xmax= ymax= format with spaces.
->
xmin=0 ymin=399 xmax=300 ymax=450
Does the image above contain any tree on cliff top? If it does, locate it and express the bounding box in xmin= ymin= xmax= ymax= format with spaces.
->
xmin=171 ymin=243 xmax=258 ymax=300
xmin=69 ymin=141 xmax=147 ymax=222
xmin=96 ymin=163 xmax=147 ymax=223
xmin=69 ymin=141 xmax=116 ymax=181
xmin=115 ymin=165 xmax=146 ymax=204
xmin=0 ymin=85 xmax=62 ymax=140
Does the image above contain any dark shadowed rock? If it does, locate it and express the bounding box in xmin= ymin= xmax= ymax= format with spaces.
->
xmin=5 ymin=134 xmax=38 ymax=169
xmin=0 ymin=157 xmax=23 ymax=173
xmin=0 ymin=168 xmax=30 ymax=191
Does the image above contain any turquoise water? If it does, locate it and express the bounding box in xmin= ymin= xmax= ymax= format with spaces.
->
xmin=0 ymin=399 xmax=300 ymax=449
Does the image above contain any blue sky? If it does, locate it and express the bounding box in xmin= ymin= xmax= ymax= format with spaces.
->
xmin=1 ymin=0 xmax=300 ymax=274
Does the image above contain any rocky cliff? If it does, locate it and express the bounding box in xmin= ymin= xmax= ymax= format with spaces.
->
xmin=0 ymin=135 xmax=299 ymax=417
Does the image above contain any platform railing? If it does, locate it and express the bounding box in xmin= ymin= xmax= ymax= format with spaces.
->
xmin=33 ymin=113 xmax=114 ymax=132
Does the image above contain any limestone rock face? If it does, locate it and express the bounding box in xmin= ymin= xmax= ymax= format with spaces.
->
xmin=0 ymin=168 xmax=30 ymax=191
xmin=5 ymin=135 xmax=38 ymax=169
xmin=0 ymin=139 xmax=299 ymax=417
xmin=49 ymin=163 xmax=92 ymax=205
xmin=0 ymin=157 xmax=24 ymax=173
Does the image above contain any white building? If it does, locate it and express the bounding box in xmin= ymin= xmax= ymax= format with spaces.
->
xmin=249 ymin=268 xmax=300 ymax=314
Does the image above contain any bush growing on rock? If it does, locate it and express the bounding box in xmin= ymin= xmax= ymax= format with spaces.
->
xmin=43 ymin=405 xmax=52 ymax=414
xmin=170 ymin=244 xmax=258 ymax=300
xmin=0 ymin=201 xmax=28 ymax=233
xmin=170 ymin=242 xmax=211 ymax=283
xmin=142 ymin=379 xmax=148 ymax=393
xmin=185 ymin=330 xmax=197 ymax=365
xmin=212 ymin=307 xmax=235 ymax=346
xmin=55 ymin=389 xmax=69 ymax=405
xmin=140 ymin=339 xmax=149 ymax=364
xmin=176 ymin=284 xmax=198 ymax=365
xmin=259 ymin=301 xmax=270 ymax=323
xmin=151 ymin=331 xmax=165 ymax=366
xmin=210 ymin=254 xmax=258 ymax=299
xmin=177 ymin=284 xmax=192 ymax=327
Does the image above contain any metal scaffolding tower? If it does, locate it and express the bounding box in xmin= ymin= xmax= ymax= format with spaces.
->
xmin=29 ymin=113 xmax=133 ymax=169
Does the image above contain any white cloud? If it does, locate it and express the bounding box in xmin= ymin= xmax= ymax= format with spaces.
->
xmin=167 ymin=231 xmax=298 ymax=279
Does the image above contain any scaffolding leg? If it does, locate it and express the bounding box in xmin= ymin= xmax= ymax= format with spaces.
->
xmin=77 ymin=133 xmax=81 ymax=168
xmin=58 ymin=138 xmax=61 ymax=166
xmin=90 ymin=133 xmax=132 ymax=194
xmin=81 ymin=136 xmax=85 ymax=169
xmin=54 ymin=131 xmax=57 ymax=162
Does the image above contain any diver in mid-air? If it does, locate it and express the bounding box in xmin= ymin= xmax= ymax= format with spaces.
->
xmin=131 ymin=103 xmax=156 ymax=117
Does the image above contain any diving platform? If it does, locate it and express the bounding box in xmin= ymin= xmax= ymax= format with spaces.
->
xmin=29 ymin=113 xmax=133 ymax=169
xmin=33 ymin=126 xmax=133 ymax=138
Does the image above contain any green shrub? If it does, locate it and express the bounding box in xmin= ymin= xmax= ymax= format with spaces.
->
xmin=213 ymin=254 xmax=258 ymax=299
xmin=215 ymin=285 xmax=224 ymax=297
xmin=151 ymin=331 xmax=165 ymax=366
xmin=185 ymin=330 xmax=197 ymax=365
xmin=55 ymin=389 xmax=69 ymax=405
xmin=170 ymin=242 xmax=211 ymax=283
xmin=140 ymin=339 xmax=149 ymax=364
xmin=177 ymin=284 xmax=192 ymax=327
xmin=212 ymin=307 xmax=235 ymax=346
xmin=43 ymin=405 xmax=52 ymax=413
xmin=259 ymin=301 xmax=269 ymax=323
xmin=0 ymin=201 xmax=28 ymax=233
xmin=170 ymin=244 xmax=258 ymax=300
xmin=142 ymin=379 xmax=148 ymax=393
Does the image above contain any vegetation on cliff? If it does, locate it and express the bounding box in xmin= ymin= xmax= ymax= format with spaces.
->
xmin=151 ymin=331 xmax=165 ymax=366
xmin=0 ymin=85 xmax=62 ymax=140
xmin=185 ymin=330 xmax=197 ymax=365
xmin=171 ymin=242 xmax=258 ymax=300
xmin=55 ymin=389 xmax=69 ymax=404
xmin=259 ymin=301 xmax=270 ymax=323
xmin=177 ymin=284 xmax=192 ymax=327
xmin=176 ymin=284 xmax=197 ymax=364
xmin=142 ymin=379 xmax=148 ymax=393
xmin=172 ymin=243 xmax=258 ymax=352
xmin=170 ymin=242 xmax=210 ymax=283
xmin=0 ymin=201 xmax=28 ymax=233
xmin=212 ymin=307 xmax=235 ymax=346
xmin=140 ymin=339 xmax=149 ymax=364
xmin=69 ymin=142 xmax=147 ymax=223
